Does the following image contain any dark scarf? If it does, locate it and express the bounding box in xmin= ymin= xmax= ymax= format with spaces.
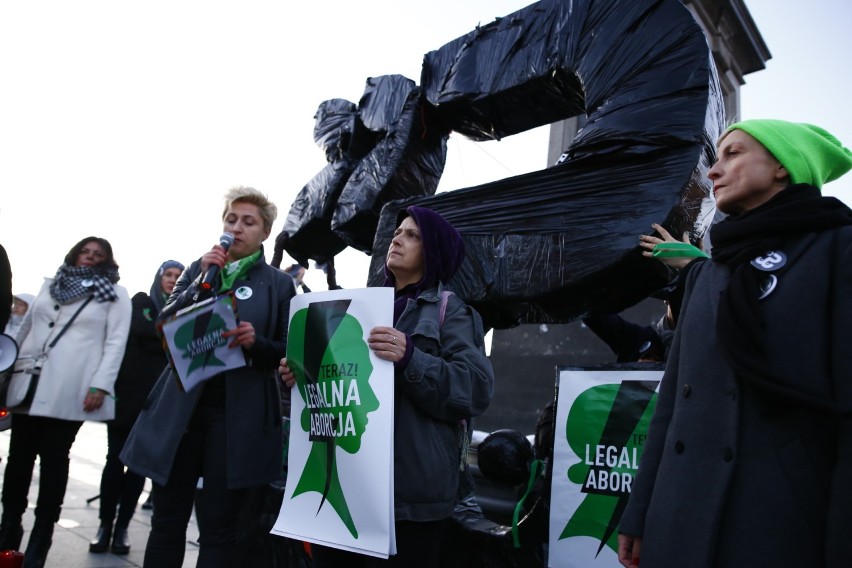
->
xmin=50 ymin=263 xmax=120 ymax=304
xmin=393 ymin=284 xmax=418 ymax=324
xmin=711 ymin=184 xmax=852 ymax=412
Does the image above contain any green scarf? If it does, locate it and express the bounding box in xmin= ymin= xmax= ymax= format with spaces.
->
xmin=219 ymin=249 xmax=262 ymax=292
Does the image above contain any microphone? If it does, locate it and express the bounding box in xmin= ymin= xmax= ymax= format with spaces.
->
xmin=199 ymin=232 xmax=235 ymax=291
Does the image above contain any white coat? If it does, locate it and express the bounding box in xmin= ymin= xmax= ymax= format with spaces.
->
xmin=13 ymin=278 xmax=131 ymax=421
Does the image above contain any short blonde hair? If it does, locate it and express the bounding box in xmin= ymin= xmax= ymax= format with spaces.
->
xmin=222 ymin=186 xmax=278 ymax=232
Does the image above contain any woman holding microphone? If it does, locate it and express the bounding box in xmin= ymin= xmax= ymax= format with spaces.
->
xmin=121 ymin=186 xmax=296 ymax=568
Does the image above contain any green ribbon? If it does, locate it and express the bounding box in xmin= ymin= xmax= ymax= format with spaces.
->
xmin=219 ymin=249 xmax=261 ymax=292
xmin=651 ymin=242 xmax=709 ymax=259
xmin=512 ymin=458 xmax=543 ymax=549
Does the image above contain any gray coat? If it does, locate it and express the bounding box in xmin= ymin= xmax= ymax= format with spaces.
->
xmin=619 ymin=226 xmax=852 ymax=567
xmin=393 ymin=286 xmax=494 ymax=522
xmin=120 ymin=255 xmax=296 ymax=489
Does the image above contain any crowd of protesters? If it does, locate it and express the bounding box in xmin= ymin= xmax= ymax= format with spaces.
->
xmin=0 ymin=117 xmax=849 ymax=568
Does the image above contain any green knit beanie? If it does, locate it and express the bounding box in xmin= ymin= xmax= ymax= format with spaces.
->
xmin=725 ymin=119 xmax=852 ymax=188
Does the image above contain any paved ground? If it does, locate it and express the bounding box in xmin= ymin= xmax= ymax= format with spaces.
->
xmin=0 ymin=421 xmax=200 ymax=568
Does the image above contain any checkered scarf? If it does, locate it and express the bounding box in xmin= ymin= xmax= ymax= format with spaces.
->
xmin=50 ymin=263 xmax=120 ymax=304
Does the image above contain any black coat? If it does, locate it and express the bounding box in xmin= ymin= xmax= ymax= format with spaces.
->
xmin=110 ymin=292 xmax=168 ymax=428
xmin=121 ymin=255 xmax=296 ymax=488
xmin=0 ymin=244 xmax=11 ymax=330
xmin=620 ymin=225 xmax=852 ymax=567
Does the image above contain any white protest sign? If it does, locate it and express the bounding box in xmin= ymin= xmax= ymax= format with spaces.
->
xmin=548 ymin=367 xmax=662 ymax=568
xmin=272 ymin=287 xmax=396 ymax=558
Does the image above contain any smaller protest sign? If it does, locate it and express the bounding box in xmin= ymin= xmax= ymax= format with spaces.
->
xmin=159 ymin=293 xmax=246 ymax=392
xmin=548 ymin=366 xmax=662 ymax=568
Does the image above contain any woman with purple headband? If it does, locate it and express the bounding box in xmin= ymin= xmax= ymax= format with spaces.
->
xmin=280 ymin=206 xmax=494 ymax=566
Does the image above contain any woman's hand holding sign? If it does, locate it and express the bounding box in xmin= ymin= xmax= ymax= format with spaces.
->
xmin=279 ymin=357 xmax=296 ymax=389
xmin=223 ymin=321 xmax=256 ymax=350
xmin=368 ymin=326 xmax=407 ymax=363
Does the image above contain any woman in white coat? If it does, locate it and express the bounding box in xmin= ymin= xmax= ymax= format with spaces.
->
xmin=0 ymin=236 xmax=131 ymax=568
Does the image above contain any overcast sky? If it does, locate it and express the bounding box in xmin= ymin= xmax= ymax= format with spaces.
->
xmin=1 ymin=0 xmax=849 ymax=297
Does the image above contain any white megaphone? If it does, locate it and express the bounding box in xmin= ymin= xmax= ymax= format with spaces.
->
xmin=0 ymin=334 xmax=19 ymax=373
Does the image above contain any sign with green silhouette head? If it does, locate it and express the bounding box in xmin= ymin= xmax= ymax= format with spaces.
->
xmin=272 ymin=287 xmax=396 ymax=559
xmin=548 ymin=367 xmax=662 ymax=568
xmin=159 ymin=293 xmax=246 ymax=392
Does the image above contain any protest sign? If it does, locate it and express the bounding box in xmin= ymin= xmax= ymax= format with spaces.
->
xmin=548 ymin=366 xmax=662 ymax=567
xmin=159 ymin=293 xmax=246 ymax=392
xmin=272 ymin=287 xmax=396 ymax=558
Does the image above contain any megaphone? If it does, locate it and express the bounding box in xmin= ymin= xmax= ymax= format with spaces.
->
xmin=0 ymin=334 xmax=19 ymax=373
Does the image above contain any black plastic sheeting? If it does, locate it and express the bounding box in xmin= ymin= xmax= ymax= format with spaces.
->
xmin=332 ymin=75 xmax=449 ymax=252
xmin=278 ymin=0 xmax=724 ymax=329
xmin=364 ymin=0 xmax=724 ymax=329
xmin=281 ymin=159 xmax=352 ymax=267
xmin=279 ymin=99 xmax=363 ymax=266
xmin=278 ymin=75 xmax=448 ymax=263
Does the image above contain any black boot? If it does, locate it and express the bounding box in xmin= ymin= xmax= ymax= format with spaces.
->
xmin=110 ymin=525 xmax=130 ymax=555
xmin=88 ymin=523 xmax=112 ymax=553
xmin=0 ymin=520 xmax=24 ymax=551
xmin=22 ymin=520 xmax=53 ymax=568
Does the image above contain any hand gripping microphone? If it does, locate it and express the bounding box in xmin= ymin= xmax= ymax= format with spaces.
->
xmin=199 ymin=232 xmax=235 ymax=291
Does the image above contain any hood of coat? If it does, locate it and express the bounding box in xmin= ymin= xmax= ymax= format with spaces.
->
xmin=150 ymin=260 xmax=186 ymax=314
xmin=384 ymin=206 xmax=465 ymax=294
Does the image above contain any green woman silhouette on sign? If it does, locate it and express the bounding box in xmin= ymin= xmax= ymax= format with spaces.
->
xmin=561 ymin=380 xmax=657 ymax=556
xmin=287 ymin=299 xmax=379 ymax=539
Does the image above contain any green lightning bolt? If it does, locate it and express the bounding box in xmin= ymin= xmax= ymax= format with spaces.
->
xmin=560 ymin=381 xmax=658 ymax=555
xmin=287 ymin=300 xmax=378 ymax=539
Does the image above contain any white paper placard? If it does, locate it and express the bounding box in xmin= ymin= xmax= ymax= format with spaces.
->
xmin=272 ymin=287 xmax=396 ymax=558
xmin=159 ymin=293 xmax=246 ymax=392
xmin=548 ymin=367 xmax=662 ymax=568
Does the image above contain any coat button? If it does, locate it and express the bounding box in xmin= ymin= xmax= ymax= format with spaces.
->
xmin=674 ymin=441 xmax=684 ymax=454
xmin=723 ymin=448 xmax=734 ymax=462
xmin=54 ymin=305 xmax=60 ymax=311
xmin=682 ymin=384 xmax=691 ymax=397
xmin=48 ymin=322 xmax=55 ymax=328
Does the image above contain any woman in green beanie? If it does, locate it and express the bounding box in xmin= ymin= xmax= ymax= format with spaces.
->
xmin=618 ymin=119 xmax=852 ymax=568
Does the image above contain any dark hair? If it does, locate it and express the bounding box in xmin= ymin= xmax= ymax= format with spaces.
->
xmin=64 ymin=237 xmax=119 ymax=271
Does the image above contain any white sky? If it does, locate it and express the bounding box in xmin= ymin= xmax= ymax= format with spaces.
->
xmin=1 ymin=0 xmax=850 ymax=298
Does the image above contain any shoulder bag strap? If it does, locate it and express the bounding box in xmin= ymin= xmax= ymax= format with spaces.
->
xmin=438 ymin=290 xmax=453 ymax=328
xmin=47 ymin=295 xmax=94 ymax=350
